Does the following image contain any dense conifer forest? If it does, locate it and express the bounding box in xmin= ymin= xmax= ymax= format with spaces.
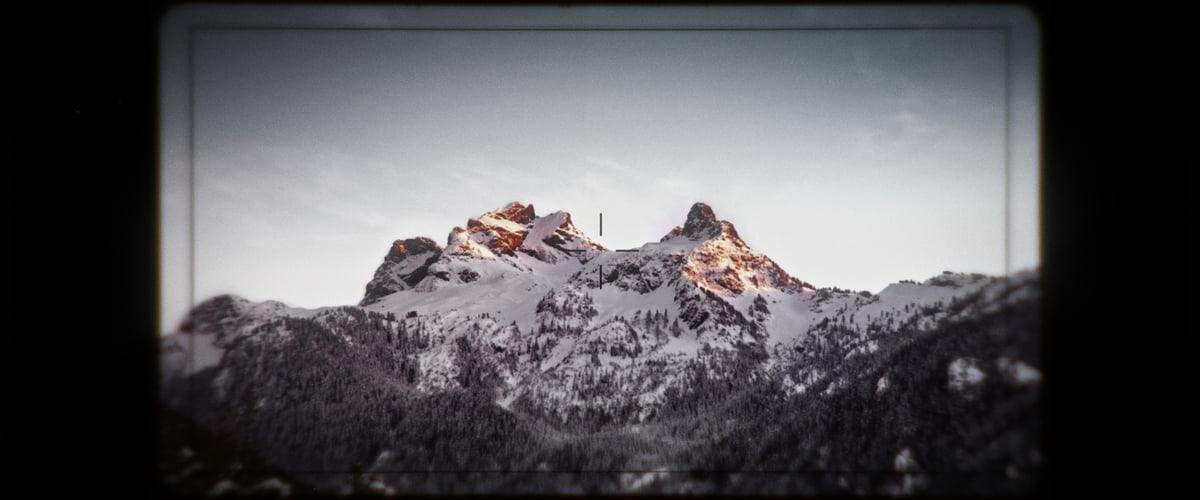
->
xmin=161 ymin=276 xmax=1039 ymax=495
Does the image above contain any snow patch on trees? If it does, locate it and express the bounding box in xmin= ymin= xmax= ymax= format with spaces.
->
xmin=208 ymin=480 xmax=237 ymax=496
xmin=893 ymin=448 xmax=918 ymax=472
xmin=886 ymin=448 xmax=926 ymax=495
xmin=948 ymin=357 xmax=986 ymax=394
xmin=997 ymin=356 xmax=1041 ymax=385
xmin=620 ymin=467 xmax=671 ymax=492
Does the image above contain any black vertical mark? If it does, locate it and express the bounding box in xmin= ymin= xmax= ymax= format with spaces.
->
xmin=600 ymin=212 xmax=603 ymax=236
xmin=599 ymin=264 xmax=602 ymax=289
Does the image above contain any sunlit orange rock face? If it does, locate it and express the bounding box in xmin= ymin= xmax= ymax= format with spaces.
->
xmin=493 ymin=202 xmax=537 ymax=224
xmin=683 ymin=239 xmax=801 ymax=295
xmin=462 ymin=202 xmax=537 ymax=255
xmin=672 ymin=203 xmax=806 ymax=296
xmin=487 ymin=229 xmax=525 ymax=255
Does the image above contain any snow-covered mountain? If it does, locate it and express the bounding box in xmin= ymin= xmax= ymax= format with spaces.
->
xmin=162 ymin=201 xmax=1032 ymax=420
xmin=360 ymin=202 xmax=604 ymax=305
xmin=159 ymin=201 xmax=1041 ymax=495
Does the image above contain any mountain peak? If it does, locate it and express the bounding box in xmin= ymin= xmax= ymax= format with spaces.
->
xmin=385 ymin=237 xmax=443 ymax=263
xmin=361 ymin=237 xmax=445 ymax=305
xmin=442 ymin=202 xmax=606 ymax=264
xmin=492 ymin=202 xmax=537 ymax=224
xmin=642 ymin=202 xmax=807 ymax=296
xmin=457 ymin=202 xmax=537 ymax=256
xmin=662 ymin=202 xmax=739 ymax=241
xmin=686 ymin=202 xmax=717 ymax=227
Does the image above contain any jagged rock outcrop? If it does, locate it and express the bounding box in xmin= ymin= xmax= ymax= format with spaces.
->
xmin=360 ymin=237 xmax=444 ymax=306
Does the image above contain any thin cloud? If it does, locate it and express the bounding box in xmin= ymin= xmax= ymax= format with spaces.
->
xmin=889 ymin=110 xmax=936 ymax=137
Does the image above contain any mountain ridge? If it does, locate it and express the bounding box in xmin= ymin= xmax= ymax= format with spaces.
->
xmin=159 ymin=201 xmax=1041 ymax=496
xmin=363 ymin=201 xmax=813 ymax=307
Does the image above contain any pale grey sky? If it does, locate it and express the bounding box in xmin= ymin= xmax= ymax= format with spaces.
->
xmin=161 ymin=6 xmax=1040 ymax=333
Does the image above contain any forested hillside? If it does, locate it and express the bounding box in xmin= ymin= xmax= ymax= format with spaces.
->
xmin=160 ymin=272 xmax=1039 ymax=495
